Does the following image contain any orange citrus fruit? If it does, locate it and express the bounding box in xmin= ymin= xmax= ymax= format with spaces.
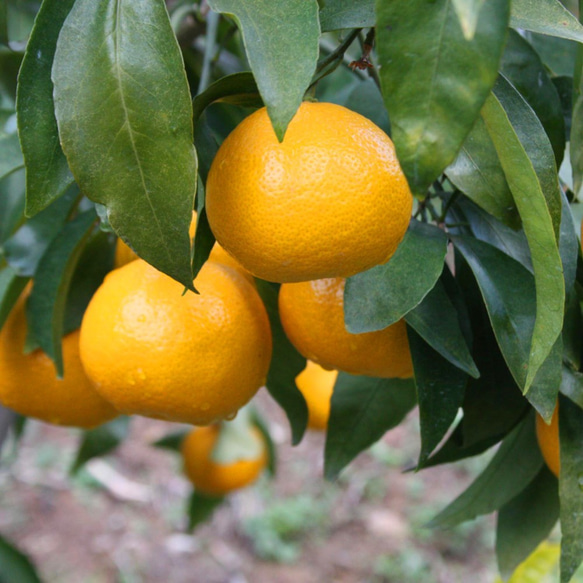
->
xmin=279 ymin=278 xmax=413 ymax=378
xmin=182 ymin=424 xmax=267 ymax=496
xmin=206 ymin=101 xmax=413 ymax=283
xmin=79 ymin=259 xmax=272 ymax=425
xmin=536 ymin=405 xmax=560 ymax=478
xmin=0 ymin=292 xmax=118 ymax=428
xmin=296 ymin=361 xmax=337 ymax=430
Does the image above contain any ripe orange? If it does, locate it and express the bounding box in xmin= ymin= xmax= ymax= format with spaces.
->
xmin=279 ymin=278 xmax=413 ymax=379
xmin=296 ymin=361 xmax=337 ymax=431
xmin=181 ymin=424 xmax=267 ymax=496
xmin=79 ymin=259 xmax=272 ymax=425
xmin=536 ymin=406 xmax=560 ymax=478
xmin=206 ymin=101 xmax=413 ymax=283
xmin=0 ymin=292 xmax=118 ymax=428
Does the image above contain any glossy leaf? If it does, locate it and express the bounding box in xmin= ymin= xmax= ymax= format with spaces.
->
xmin=319 ymin=0 xmax=374 ymax=31
xmin=510 ymin=0 xmax=583 ymax=43
xmin=344 ymin=220 xmax=447 ymax=332
xmin=376 ymin=0 xmax=510 ymax=195
xmin=405 ymin=276 xmax=479 ymax=379
xmin=207 ymin=0 xmax=319 ymax=141
xmin=526 ymin=339 xmax=562 ymax=423
xmin=27 ymin=209 xmax=97 ymax=375
xmin=0 ymin=169 xmax=25 ymax=245
xmin=561 ymin=367 xmax=583 ymax=410
xmin=454 ymin=236 xmax=536 ymax=391
xmin=525 ymin=33 xmax=578 ymax=77
xmin=344 ymin=79 xmax=390 ymax=137
xmin=429 ymin=414 xmax=543 ymax=528
xmin=191 ymin=72 xmax=261 ymax=124
xmin=254 ymin=280 xmax=308 ymax=445
xmin=3 ymin=185 xmax=79 ymax=277
xmin=0 ymin=266 xmax=28 ymax=331
xmin=559 ymin=396 xmax=583 ymax=583
xmin=482 ymin=76 xmax=564 ymax=390
xmin=559 ymin=192 xmax=578 ymax=295
xmin=0 ymin=534 xmax=42 ymax=583
xmin=451 ymin=0 xmax=486 ymax=40
xmin=408 ymin=327 xmax=467 ymax=466
xmin=446 ymin=117 xmax=518 ymax=228
xmin=0 ymin=132 xmax=23 ymax=180
xmin=325 ymin=374 xmax=416 ymax=479
xmin=52 ymin=0 xmax=197 ymax=290
xmin=187 ymin=490 xmax=224 ymax=532
xmin=70 ymin=417 xmax=130 ymax=474
xmin=496 ymin=467 xmax=559 ymax=579
xmin=16 ymin=0 xmax=75 ymax=216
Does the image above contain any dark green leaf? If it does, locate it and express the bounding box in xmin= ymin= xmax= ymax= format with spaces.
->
xmin=0 ymin=132 xmax=23 ymax=180
xmin=192 ymin=72 xmax=261 ymax=124
xmin=52 ymin=0 xmax=197 ymax=290
xmin=0 ymin=0 xmax=7 ymax=46
xmin=344 ymin=220 xmax=447 ymax=332
xmin=482 ymin=76 xmax=565 ymax=390
xmin=152 ymin=430 xmax=189 ymax=452
xmin=325 ymin=374 xmax=416 ymax=479
xmin=376 ymin=0 xmax=510 ymax=195
xmin=446 ymin=117 xmax=518 ymax=228
xmin=0 ymin=534 xmax=42 ymax=583
xmin=526 ymin=339 xmax=562 ymax=423
xmin=454 ymin=236 xmax=536 ymax=391
xmin=16 ymin=0 xmax=75 ymax=217
xmin=554 ymin=76 xmax=573 ymax=138
xmin=207 ymin=0 xmax=319 ymax=141
xmin=496 ymin=467 xmax=559 ymax=579
xmin=319 ymin=0 xmax=374 ymax=31
xmin=501 ymin=29 xmax=565 ymax=166
xmin=3 ymin=184 xmax=79 ymax=277
xmin=559 ymin=191 xmax=578 ymax=295
xmin=524 ymin=33 xmax=577 ymax=77
xmin=0 ymin=168 xmax=25 ymax=245
xmin=251 ymin=409 xmax=276 ymax=476
xmin=254 ymin=279 xmax=308 ymax=445
xmin=571 ymin=84 xmax=583 ymax=197
xmin=26 ymin=209 xmax=97 ymax=375
xmin=70 ymin=416 xmax=130 ymax=474
xmin=344 ymin=79 xmax=390 ymax=137
xmin=0 ymin=48 xmax=23 ymax=105
xmin=429 ymin=413 xmax=543 ymax=528
xmin=559 ymin=395 xmax=583 ymax=583
xmin=510 ymin=0 xmax=583 ymax=43
xmin=563 ymin=292 xmax=582 ymax=370
xmin=451 ymin=0 xmax=486 ymax=40
xmin=187 ymin=490 xmax=224 ymax=532
xmin=561 ymin=367 xmax=583 ymax=409
xmin=0 ymin=266 xmax=28 ymax=331
xmin=408 ymin=327 xmax=467 ymax=466
xmin=405 ymin=276 xmax=479 ymax=379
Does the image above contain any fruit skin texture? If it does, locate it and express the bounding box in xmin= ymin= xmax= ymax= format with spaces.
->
xmin=182 ymin=425 xmax=267 ymax=496
xmin=80 ymin=259 xmax=272 ymax=425
xmin=296 ymin=361 xmax=338 ymax=430
xmin=206 ymin=101 xmax=413 ymax=283
xmin=0 ymin=293 xmax=118 ymax=428
xmin=536 ymin=406 xmax=560 ymax=478
xmin=279 ymin=278 xmax=413 ymax=379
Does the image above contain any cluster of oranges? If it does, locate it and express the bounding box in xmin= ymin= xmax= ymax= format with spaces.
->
xmin=0 ymin=101 xmax=560 ymax=492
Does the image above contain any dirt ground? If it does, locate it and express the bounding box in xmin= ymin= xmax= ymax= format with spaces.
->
xmin=0 ymin=389 xmax=499 ymax=583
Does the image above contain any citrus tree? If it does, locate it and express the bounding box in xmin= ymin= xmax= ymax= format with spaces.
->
xmin=1 ymin=0 xmax=583 ymax=581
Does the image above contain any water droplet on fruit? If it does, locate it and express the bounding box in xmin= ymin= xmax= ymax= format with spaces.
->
xmin=224 ymin=411 xmax=237 ymax=421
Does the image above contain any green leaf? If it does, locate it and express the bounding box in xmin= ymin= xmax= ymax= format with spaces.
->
xmin=0 ymin=48 xmax=23 ymax=106
xmin=212 ymin=408 xmax=264 ymax=464
xmin=319 ymin=0 xmax=374 ymax=31
xmin=191 ymin=72 xmax=261 ymax=124
xmin=16 ymin=0 xmax=75 ymax=217
xmin=152 ymin=430 xmax=188 ymax=452
xmin=482 ymin=76 xmax=565 ymax=390
xmin=250 ymin=409 xmax=277 ymax=476
xmin=405 ymin=276 xmax=479 ymax=379
xmin=408 ymin=327 xmax=467 ymax=466
xmin=344 ymin=220 xmax=447 ymax=333
xmin=52 ymin=0 xmax=197 ymax=290
xmin=510 ymin=0 xmax=583 ymax=44
xmin=0 ymin=534 xmax=42 ymax=583
xmin=254 ymin=279 xmax=308 ymax=445
xmin=496 ymin=467 xmax=559 ymax=580
xmin=70 ymin=416 xmax=130 ymax=474
xmin=559 ymin=193 xmax=578 ymax=295
xmin=526 ymin=339 xmax=562 ymax=423
xmin=559 ymin=395 xmax=583 ymax=583
xmin=26 ymin=209 xmax=97 ymax=376
xmin=563 ymin=292 xmax=582 ymax=371
xmin=0 ymin=169 xmax=25 ymax=245
xmin=0 ymin=132 xmax=23 ymax=180
xmin=451 ymin=0 xmax=486 ymax=40
xmin=561 ymin=367 xmax=583 ymax=410
xmin=0 ymin=0 xmax=7 ymax=46
xmin=3 ymin=184 xmax=79 ymax=277
xmin=344 ymin=79 xmax=390 ymax=137
xmin=429 ymin=413 xmax=543 ymax=528
xmin=187 ymin=490 xmax=224 ymax=532
xmin=207 ymin=0 xmax=319 ymax=141
xmin=376 ymin=0 xmax=510 ymax=195
xmin=454 ymin=236 xmax=536 ymax=391
xmin=525 ymin=33 xmax=577 ymax=77
xmin=0 ymin=266 xmax=28 ymax=331
xmin=325 ymin=374 xmax=417 ymax=479
xmin=446 ymin=117 xmax=518 ymax=228
xmin=501 ymin=29 xmax=566 ymax=166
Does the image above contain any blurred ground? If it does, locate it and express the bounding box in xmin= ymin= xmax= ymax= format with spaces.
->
xmin=0 ymin=389 xmax=501 ymax=583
